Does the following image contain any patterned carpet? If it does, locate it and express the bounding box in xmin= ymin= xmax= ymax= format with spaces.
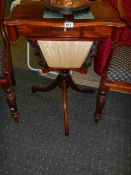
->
xmin=0 ymin=69 xmax=131 ymax=175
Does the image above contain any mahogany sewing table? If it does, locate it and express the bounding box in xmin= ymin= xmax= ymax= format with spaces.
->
xmin=4 ymin=0 xmax=125 ymax=135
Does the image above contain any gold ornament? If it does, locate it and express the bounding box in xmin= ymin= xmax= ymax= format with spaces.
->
xmin=44 ymin=0 xmax=89 ymax=9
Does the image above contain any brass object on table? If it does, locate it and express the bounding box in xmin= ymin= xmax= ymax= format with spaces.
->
xmin=44 ymin=0 xmax=89 ymax=15
xmin=44 ymin=0 xmax=89 ymax=8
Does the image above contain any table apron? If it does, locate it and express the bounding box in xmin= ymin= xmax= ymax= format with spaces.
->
xmin=6 ymin=25 xmax=115 ymax=43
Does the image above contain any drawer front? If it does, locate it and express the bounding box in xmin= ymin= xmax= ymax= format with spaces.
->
xmin=48 ymin=27 xmax=81 ymax=37
xmin=16 ymin=25 xmax=113 ymax=39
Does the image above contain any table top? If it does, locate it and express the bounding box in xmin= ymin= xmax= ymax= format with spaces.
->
xmin=5 ymin=1 xmax=126 ymax=44
xmin=5 ymin=1 xmax=125 ymax=28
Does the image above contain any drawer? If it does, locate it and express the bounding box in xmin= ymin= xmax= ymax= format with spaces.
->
xmin=48 ymin=27 xmax=81 ymax=37
xmin=16 ymin=25 xmax=113 ymax=39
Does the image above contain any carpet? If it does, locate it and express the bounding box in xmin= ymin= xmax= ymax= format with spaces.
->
xmin=0 ymin=69 xmax=131 ymax=175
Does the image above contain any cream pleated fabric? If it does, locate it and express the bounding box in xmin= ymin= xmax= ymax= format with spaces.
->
xmin=38 ymin=41 xmax=93 ymax=68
